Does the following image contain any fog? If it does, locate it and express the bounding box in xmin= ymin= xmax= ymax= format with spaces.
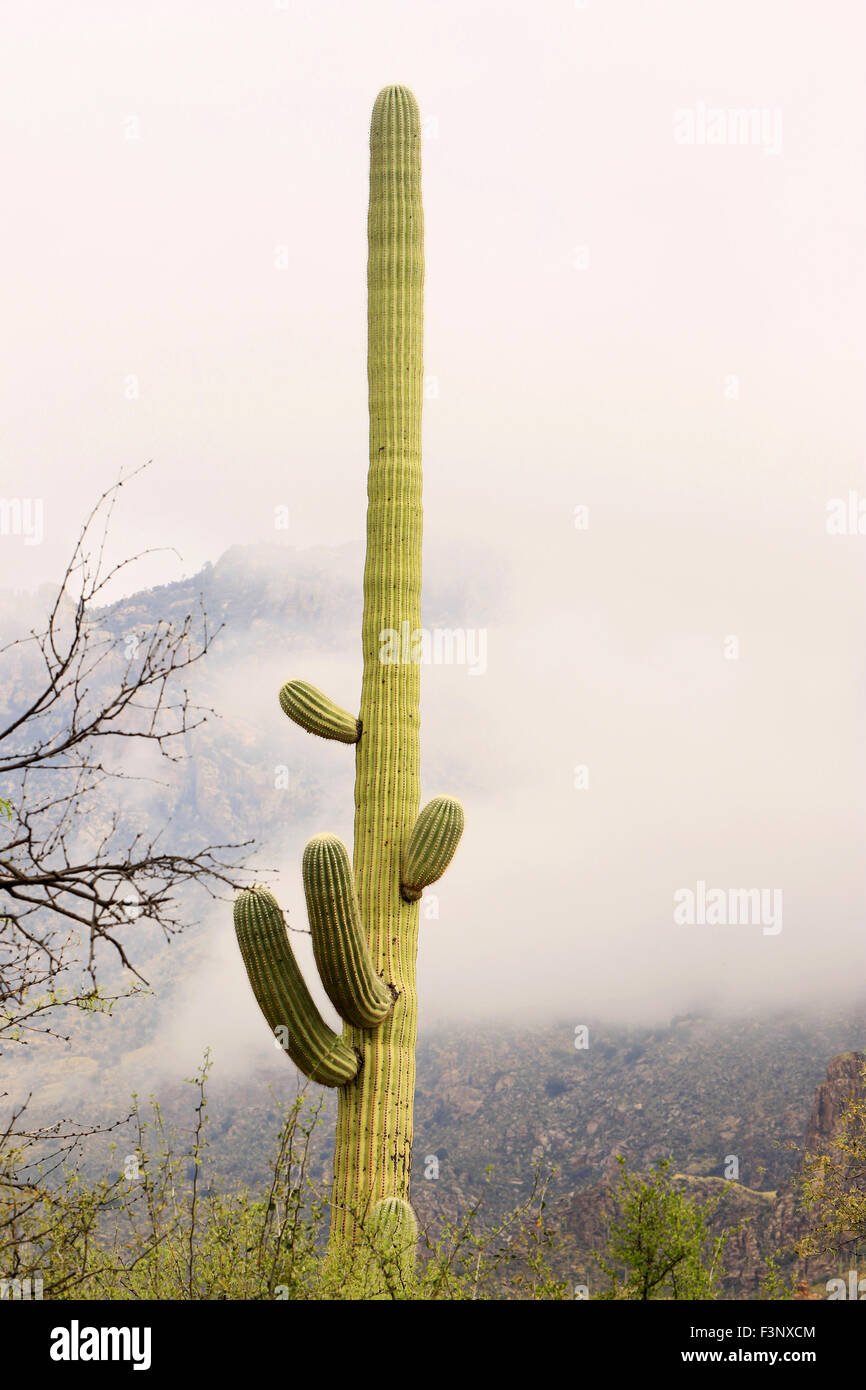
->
xmin=2 ymin=1 xmax=865 ymax=1077
xmin=159 ymin=499 xmax=866 ymax=1078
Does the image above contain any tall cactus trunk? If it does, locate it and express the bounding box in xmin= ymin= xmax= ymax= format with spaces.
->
xmin=331 ymin=85 xmax=425 ymax=1242
xmin=233 ymin=85 xmax=464 ymax=1280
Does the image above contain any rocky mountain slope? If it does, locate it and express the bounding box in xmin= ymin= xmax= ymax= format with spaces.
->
xmin=27 ymin=1013 xmax=866 ymax=1301
xmin=546 ymin=1050 xmax=866 ymax=1298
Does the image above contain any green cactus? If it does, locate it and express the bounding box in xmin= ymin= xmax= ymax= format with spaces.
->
xmin=302 ymin=833 xmax=394 ymax=1029
xmin=357 ymin=1196 xmax=420 ymax=1297
xmin=233 ymin=887 xmax=359 ymax=1087
xmin=233 ymin=84 xmax=464 ymax=1256
xmin=400 ymin=795 xmax=465 ymax=902
xmin=278 ymin=680 xmax=361 ymax=745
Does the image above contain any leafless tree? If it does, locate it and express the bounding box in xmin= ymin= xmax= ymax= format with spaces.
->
xmin=0 ymin=465 xmax=250 ymax=1054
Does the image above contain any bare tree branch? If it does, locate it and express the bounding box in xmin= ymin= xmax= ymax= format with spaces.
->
xmin=0 ymin=467 xmax=253 ymax=1053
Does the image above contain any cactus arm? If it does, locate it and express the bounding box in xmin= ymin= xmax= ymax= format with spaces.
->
xmin=279 ymin=679 xmax=361 ymax=744
xmin=233 ymin=887 xmax=359 ymax=1087
xmin=369 ymin=1195 xmax=418 ymax=1256
xmin=400 ymin=796 xmax=465 ymax=902
xmin=302 ymin=834 xmax=394 ymax=1029
xmin=357 ymin=1196 xmax=419 ymax=1296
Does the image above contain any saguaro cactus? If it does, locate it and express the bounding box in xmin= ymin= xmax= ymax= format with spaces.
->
xmin=233 ymin=85 xmax=463 ymax=1255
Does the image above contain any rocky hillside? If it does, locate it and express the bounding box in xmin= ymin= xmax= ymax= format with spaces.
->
xmin=28 ymin=1015 xmax=866 ymax=1301
xmin=545 ymin=1051 xmax=866 ymax=1299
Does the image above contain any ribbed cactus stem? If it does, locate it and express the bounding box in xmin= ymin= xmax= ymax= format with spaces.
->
xmin=233 ymin=887 xmax=359 ymax=1087
xmin=303 ymin=834 xmax=394 ymax=1029
xmin=279 ymin=680 xmax=361 ymax=744
xmin=401 ymin=796 xmax=465 ymax=902
xmin=331 ymin=84 xmax=424 ymax=1243
xmin=232 ymin=86 xmax=465 ymax=1270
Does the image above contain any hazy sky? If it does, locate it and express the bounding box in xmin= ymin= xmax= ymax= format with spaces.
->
xmin=3 ymin=1 xmax=866 ymax=1045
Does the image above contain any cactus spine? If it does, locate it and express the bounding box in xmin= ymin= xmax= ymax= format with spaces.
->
xmin=233 ymin=85 xmax=463 ymax=1257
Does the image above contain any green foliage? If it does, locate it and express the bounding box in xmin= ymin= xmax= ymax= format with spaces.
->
xmin=1 ymin=1056 xmax=573 ymax=1301
xmin=595 ymin=1157 xmax=728 ymax=1300
xmin=797 ymin=1062 xmax=866 ymax=1267
xmin=2 ymin=1054 xmax=329 ymax=1300
xmin=758 ymin=1253 xmax=798 ymax=1300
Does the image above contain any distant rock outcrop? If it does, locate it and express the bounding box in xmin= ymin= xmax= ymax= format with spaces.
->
xmin=550 ymin=1050 xmax=866 ymax=1299
xmin=804 ymin=1051 xmax=866 ymax=1155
